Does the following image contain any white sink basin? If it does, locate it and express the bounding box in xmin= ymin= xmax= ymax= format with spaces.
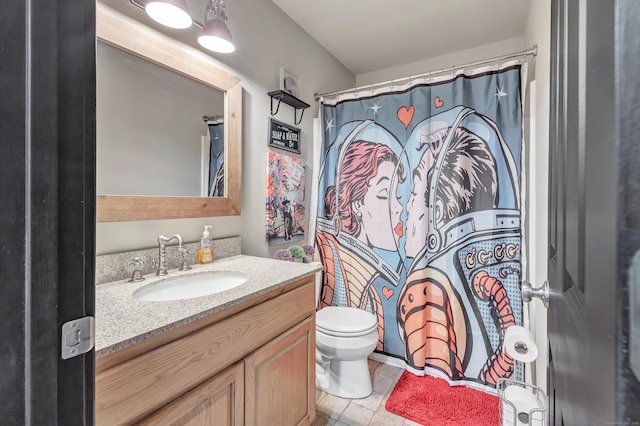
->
xmin=133 ymin=271 xmax=248 ymax=302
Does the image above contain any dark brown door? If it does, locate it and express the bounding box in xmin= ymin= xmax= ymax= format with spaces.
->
xmin=0 ymin=0 xmax=96 ymax=425
xmin=547 ymin=0 xmax=640 ymax=424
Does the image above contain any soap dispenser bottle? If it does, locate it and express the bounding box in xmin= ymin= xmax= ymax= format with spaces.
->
xmin=198 ymin=225 xmax=214 ymax=264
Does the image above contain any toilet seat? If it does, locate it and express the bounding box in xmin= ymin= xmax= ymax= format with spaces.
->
xmin=316 ymin=307 xmax=378 ymax=337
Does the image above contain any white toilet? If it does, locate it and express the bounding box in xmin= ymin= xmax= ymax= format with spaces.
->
xmin=314 ymin=268 xmax=379 ymax=399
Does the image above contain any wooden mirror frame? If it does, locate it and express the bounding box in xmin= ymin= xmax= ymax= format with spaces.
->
xmin=96 ymin=5 xmax=242 ymax=222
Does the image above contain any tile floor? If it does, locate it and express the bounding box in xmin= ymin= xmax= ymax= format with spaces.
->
xmin=313 ymin=359 xmax=422 ymax=426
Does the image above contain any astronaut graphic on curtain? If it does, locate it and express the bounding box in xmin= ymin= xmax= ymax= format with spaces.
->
xmin=316 ymin=121 xmax=407 ymax=351
xmin=316 ymin=64 xmax=524 ymax=389
xmin=397 ymin=107 xmax=522 ymax=385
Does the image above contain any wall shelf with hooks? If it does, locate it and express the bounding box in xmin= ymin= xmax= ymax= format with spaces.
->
xmin=268 ymin=90 xmax=310 ymax=125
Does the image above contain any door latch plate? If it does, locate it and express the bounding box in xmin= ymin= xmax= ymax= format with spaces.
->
xmin=61 ymin=316 xmax=95 ymax=359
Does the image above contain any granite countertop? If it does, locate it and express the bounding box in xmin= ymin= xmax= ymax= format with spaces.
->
xmin=95 ymin=254 xmax=322 ymax=358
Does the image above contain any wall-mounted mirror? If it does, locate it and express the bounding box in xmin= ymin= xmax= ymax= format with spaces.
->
xmin=97 ymin=42 xmax=225 ymax=197
xmin=96 ymin=5 xmax=242 ymax=221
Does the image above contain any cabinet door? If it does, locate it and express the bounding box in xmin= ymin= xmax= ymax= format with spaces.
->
xmin=138 ymin=361 xmax=244 ymax=426
xmin=245 ymin=317 xmax=315 ymax=426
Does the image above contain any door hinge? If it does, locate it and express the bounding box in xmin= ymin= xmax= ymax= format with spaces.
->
xmin=61 ymin=316 xmax=95 ymax=360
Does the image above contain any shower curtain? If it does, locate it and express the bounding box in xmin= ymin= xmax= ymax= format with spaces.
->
xmin=208 ymin=121 xmax=224 ymax=197
xmin=314 ymin=60 xmax=525 ymax=391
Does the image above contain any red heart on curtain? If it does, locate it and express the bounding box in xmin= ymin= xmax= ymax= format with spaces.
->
xmin=382 ymin=286 xmax=394 ymax=299
xmin=434 ymin=96 xmax=444 ymax=108
xmin=397 ymin=106 xmax=415 ymax=128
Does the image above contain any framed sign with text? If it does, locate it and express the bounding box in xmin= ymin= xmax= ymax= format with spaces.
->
xmin=268 ymin=118 xmax=300 ymax=154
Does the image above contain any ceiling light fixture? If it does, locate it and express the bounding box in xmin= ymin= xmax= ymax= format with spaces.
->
xmin=145 ymin=0 xmax=193 ymax=29
xmin=197 ymin=0 xmax=235 ymax=54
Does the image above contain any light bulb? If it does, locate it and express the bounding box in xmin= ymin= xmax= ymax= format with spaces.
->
xmin=198 ymin=19 xmax=235 ymax=53
xmin=145 ymin=0 xmax=192 ymax=29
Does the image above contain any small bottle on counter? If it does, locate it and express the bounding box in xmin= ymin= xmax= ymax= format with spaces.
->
xmin=197 ymin=225 xmax=214 ymax=264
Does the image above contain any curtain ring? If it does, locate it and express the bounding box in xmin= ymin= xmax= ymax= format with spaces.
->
xmin=409 ymin=75 xmax=413 ymax=87
xmin=370 ymin=84 xmax=373 ymax=96
xmin=391 ymin=79 xmax=394 ymax=91
xmin=428 ymin=71 xmax=432 ymax=84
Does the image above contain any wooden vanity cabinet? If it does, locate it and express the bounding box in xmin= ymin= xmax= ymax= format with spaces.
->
xmin=138 ymin=361 xmax=245 ymax=425
xmin=96 ymin=277 xmax=316 ymax=425
xmin=245 ymin=318 xmax=314 ymax=425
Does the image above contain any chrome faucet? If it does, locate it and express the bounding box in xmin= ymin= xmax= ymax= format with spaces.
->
xmin=127 ymin=257 xmax=146 ymax=282
xmin=156 ymin=234 xmax=191 ymax=276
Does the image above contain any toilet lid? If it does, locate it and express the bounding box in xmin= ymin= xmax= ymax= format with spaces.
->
xmin=316 ymin=307 xmax=378 ymax=336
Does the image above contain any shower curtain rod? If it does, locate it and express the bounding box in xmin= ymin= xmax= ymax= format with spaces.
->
xmin=203 ymin=115 xmax=223 ymax=122
xmin=314 ymin=45 xmax=537 ymax=101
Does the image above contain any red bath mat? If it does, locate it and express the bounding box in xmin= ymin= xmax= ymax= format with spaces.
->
xmin=385 ymin=371 xmax=501 ymax=426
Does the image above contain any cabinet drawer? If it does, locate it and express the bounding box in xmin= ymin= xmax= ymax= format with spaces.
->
xmin=96 ymin=282 xmax=314 ymax=425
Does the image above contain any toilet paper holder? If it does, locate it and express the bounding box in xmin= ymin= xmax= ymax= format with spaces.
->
xmin=497 ymin=378 xmax=547 ymax=426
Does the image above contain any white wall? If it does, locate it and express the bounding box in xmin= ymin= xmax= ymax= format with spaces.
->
xmin=95 ymin=0 xmax=354 ymax=256
xmin=524 ymin=0 xmax=551 ymax=392
xmin=356 ymin=36 xmax=527 ymax=85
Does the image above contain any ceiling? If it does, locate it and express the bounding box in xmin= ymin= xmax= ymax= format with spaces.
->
xmin=271 ymin=0 xmax=532 ymax=75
